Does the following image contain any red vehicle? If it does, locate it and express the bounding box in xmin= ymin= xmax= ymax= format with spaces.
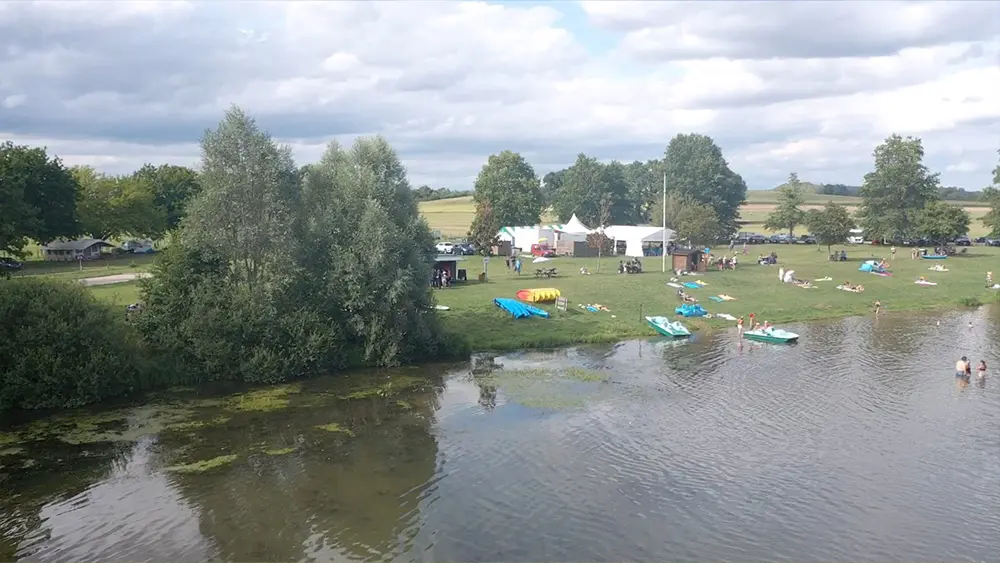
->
xmin=530 ymin=243 xmax=556 ymax=257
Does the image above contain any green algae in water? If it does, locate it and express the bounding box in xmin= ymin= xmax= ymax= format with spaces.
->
xmin=163 ymin=416 xmax=231 ymax=432
xmin=475 ymin=367 xmax=608 ymax=410
xmin=396 ymin=400 xmax=413 ymax=410
xmin=0 ymin=447 xmax=23 ymax=457
xmin=338 ymin=375 xmax=426 ymax=401
xmin=263 ymin=447 xmax=295 ymax=456
xmin=165 ymin=454 xmax=238 ymax=474
xmin=225 ymin=383 xmax=303 ymax=412
xmin=315 ymin=423 xmax=356 ymax=437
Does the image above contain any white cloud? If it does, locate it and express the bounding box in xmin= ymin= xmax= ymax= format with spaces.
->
xmin=0 ymin=0 xmax=998 ymax=190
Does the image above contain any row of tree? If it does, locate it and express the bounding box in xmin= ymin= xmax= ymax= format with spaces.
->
xmin=0 ymin=141 xmax=202 ymax=257
xmin=4 ymin=106 xmax=461 ymax=411
xmin=412 ymin=185 xmax=470 ymax=202
xmin=764 ymin=137 xmax=1000 ymax=250
xmin=465 ymin=134 xmax=749 ymax=249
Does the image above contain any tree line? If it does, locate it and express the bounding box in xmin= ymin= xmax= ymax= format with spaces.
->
xmin=466 ymin=134 xmax=750 ymax=250
xmin=0 ymin=142 xmax=202 ymax=257
xmin=1 ymin=106 xmax=459 ymax=413
xmin=412 ymin=185 xmax=471 ymax=202
xmin=764 ymin=137 xmax=1000 ymax=252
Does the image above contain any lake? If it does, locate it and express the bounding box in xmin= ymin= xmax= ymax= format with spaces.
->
xmin=2 ymin=308 xmax=999 ymax=562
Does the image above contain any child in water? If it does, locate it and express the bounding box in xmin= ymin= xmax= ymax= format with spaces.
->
xmin=977 ymin=360 xmax=987 ymax=379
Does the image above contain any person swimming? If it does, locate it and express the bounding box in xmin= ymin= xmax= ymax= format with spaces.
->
xmin=956 ymin=356 xmax=970 ymax=379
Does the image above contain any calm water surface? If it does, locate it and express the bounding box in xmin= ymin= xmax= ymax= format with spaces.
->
xmin=2 ymin=309 xmax=999 ymax=562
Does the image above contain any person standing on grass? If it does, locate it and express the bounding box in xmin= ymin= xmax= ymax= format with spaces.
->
xmin=515 ymin=257 xmax=522 ymax=275
xmin=987 ymin=271 xmax=993 ymax=287
xmin=890 ymin=246 xmax=896 ymax=260
xmin=873 ymin=299 xmax=881 ymax=317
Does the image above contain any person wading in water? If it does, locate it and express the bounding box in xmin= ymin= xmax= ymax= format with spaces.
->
xmin=873 ymin=299 xmax=881 ymax=318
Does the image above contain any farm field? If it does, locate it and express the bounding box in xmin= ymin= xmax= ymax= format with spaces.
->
xmin=420 ymin=192 xmax=992 ymax=239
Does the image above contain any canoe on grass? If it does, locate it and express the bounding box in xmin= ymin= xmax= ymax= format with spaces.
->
xmin=744 ymin=327 xmax=799 ymax=343
xmin=646 ymin=316 xmax=691 ymax=337
xmin=494 ymin=297 xmax=549 ymax=319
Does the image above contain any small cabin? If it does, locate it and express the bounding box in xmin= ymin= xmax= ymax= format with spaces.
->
xmin=670 ymin=248 xmax=705 ymax=272
xmin=433 ymin=254 xmax=467 ymax=282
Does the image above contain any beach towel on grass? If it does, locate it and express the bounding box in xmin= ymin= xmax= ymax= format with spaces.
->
xmin=708 ymin=296 xmax=725 ymax=302
xmin=694 ymin=280 xmax=708 ymax=286
xmin=667 ymin=282 xmax=682 ymax=288
xmin=682 ymin=282 xmax=701 ymax=289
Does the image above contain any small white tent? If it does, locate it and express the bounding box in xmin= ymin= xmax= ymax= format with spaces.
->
xmin=553 ymin=214 xmax=593 ymax=244
xmin=602 ymin=225 xmax=675 ymax=258
xmin=497 ymin=226 xmax=555 ymax=251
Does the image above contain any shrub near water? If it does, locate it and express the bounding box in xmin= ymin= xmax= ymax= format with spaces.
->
xmin=0 ymin=279 xmax=141 ymax=411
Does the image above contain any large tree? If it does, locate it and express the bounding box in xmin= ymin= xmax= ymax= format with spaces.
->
xmin=764 ymin=172 xmax=807 ymax=236
xmin=916 ymin=201 xmax=970 ymax=244
xmin=624 ymin=159 xmax=661 ymax=222
xmin=550 ymin=155 xmax=640 ymax=226
xmin=133 ymin=164 xmax=201 ymax=230
xmin=74 ymin=167 xmax=166 ymax=241
xmin=541 ymin=169 xmax=566 ymax=206
xmin=181 ymin=106 xmax=300 ymax=290
xmin=473 ymin=150 xmax=544 ymax=227
xmin=0 ymin=142 xmax=80 ymax=256
xmin=661 ymin=134 xmax=747 ymax=235
xmin=981 ymin=149 xmax=1000 ymax=237
xmin=856 ymin=134 xmax=940 ymax=242
xmin=468 ymin=200 xmax=500 ymax=257
xmin=806 ymin=201 xmax=855 ymax=254
xmin=675 ymin=200 xmax=724 ymax=247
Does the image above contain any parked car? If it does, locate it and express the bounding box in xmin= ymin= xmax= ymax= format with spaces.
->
xmin=454 ymin=243 xmax=476 ymax=255
xmin=435 ymin=242 xmax=455 ymax=254
xmin=797 ymin=235 xmax=818 ymax=244
xmin=953 ymin=236 xmax=971 ymax=246
xmin=987 ymin=238 xmax=1000 ymax=247
xmin=747 ymin=234 xmax=767 ymax=244
xmin=530 ymin=243 xmax=555 ymax=257
xmin=0 ymin=257 xmax=24 ymax=272
xmin=769 ymin=234 xmax=794 ymax=244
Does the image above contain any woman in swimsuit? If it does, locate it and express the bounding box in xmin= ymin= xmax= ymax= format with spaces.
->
xmin=977 ymin=360 xmax=987 ymax=379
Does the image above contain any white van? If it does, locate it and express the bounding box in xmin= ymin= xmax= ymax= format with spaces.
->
xmin=847 ymin=229 xmax=864 ymax=244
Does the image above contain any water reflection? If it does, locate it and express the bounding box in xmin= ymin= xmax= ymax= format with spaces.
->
xmin=1 ymin=308 xmax=998 ymax=562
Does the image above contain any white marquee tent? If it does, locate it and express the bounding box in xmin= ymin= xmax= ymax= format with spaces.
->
xmin=602 ymin=225 xmax=675 ymax=258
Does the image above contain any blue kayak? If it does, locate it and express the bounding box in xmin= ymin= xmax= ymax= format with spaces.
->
xmin=494 ymin=297 xmax=550 ymax=319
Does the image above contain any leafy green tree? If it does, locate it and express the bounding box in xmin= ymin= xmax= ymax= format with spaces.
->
xmin=473 ymin=150 xmax=544 ymax=227
xmin=541 ymin=169 xmax=566 ymax=206
xmin=981 ymin=150 xmax=1000 ymax=237
xmin=916 ymin=201 xmax=970 ymax=244
xmin=468 ymin=200 xmax=500 ymax=257
xmin=806 ymin=201 xmax=855 ymax=254
xmin=625 ymin=159 xmax=661 ymax=223
xmin=856 ymin=134 xmax=940 ymax=242
xmin=674 ymin=200 xmax=724 ymax=247
xmin=764 ymin=172 xmax=807 ymax=236
xmin=0 ymin=142 xmax=80 ymax=256
xmin=74 ymin=167 xmax=166 ymax=241
xmin=133 ymin=164 xmax=201 ymax=230
xmin=661 ymin=134 xmax=747 ymax=236
xmin=551 ymin=155 xmax=638 ymax=226
xmin=181 ymin=106 xmax=300 ymax=290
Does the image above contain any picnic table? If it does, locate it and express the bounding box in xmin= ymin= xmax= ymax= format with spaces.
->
xmin=534 ymin=267 xmax=558 ymax=278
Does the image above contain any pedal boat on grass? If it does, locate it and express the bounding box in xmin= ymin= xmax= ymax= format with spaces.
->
xmin=744 ymin=327 xmax=799 ymax=343
xmin=646 ymin=316 xmax=691 ymax=337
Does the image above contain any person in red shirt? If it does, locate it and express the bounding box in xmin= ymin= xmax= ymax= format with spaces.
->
xmin=748 ymin=312 xmax=756 ymax=330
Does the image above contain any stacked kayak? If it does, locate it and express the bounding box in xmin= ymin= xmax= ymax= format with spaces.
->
xmin=515 ymin=288 xmax=561 ymax=303
xmin=744 ymin=327 xmax=799 ymax=343
xmin=675 ymin=303 xmax=708 ymax=317
xmin=494 ymin=298 xmax=550 ymax=319
xmin=646 ymin=316 xmax=691 ymax=337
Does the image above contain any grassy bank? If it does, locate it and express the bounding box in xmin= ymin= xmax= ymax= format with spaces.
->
xmin=427 ymin=245 xmax=1000 ymax=350
xmin=83 ymin=245 xmax=1000 ymax=353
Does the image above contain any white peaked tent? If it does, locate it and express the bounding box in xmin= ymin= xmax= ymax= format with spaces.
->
xmin=560 ymin=214 xmax=593 ymax=235
xmin=602 ymin=225 xmax=675 ymax=258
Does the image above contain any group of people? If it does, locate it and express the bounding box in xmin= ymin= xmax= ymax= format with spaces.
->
xmin=708 ymin=254 xmax=738 ymax=270
xmin=431 ymin=268 xmax=452 ymax=288
xmin=955 ymin=356 xmax=987 ymax=386
xmin=618 ymin=258 xmax=643 ymax=274
xmin=757 ymin=252 xmax=779 ymax=265
xmin=735 ymin=313 xmax=770 ymax=336
xmin=505 ymin=255 xmax=523 ymax=275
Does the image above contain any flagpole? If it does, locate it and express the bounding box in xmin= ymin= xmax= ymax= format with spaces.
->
xmin=661 ymin=172 xmax=667 ymax=274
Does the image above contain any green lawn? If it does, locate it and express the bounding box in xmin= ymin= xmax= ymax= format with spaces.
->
xmin=12 ymin=254 xmax=157 ymax=281
xmin=427 ymin=244 xmax=1000 ymax=351
xmin=88 ymin=280 xmax=142 ymax=306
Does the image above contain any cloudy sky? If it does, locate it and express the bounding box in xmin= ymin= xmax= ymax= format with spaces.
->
xmin=2 ymin=0 xmax=999 ymax=190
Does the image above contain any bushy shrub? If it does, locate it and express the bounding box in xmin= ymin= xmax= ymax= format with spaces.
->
xmin=0 ymin=278 xmax=142 ymax=412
